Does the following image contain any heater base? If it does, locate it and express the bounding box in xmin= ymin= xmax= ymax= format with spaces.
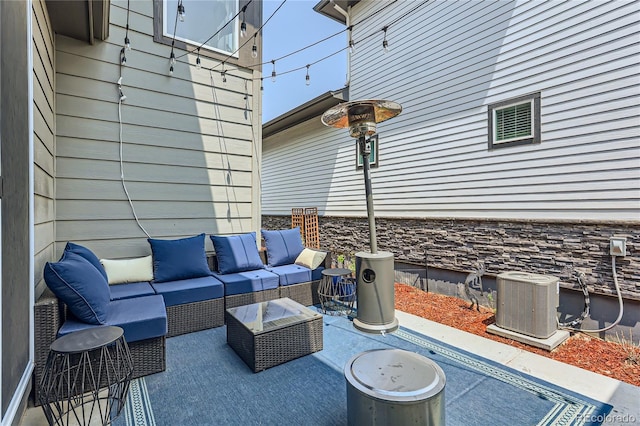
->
xmin=354 ymin=251 xmax=398 ymax=335
xmin=353 ymin=317 xmax=399 ymax=335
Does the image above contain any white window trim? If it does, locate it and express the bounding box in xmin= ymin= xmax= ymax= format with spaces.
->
xmin=356 ymin=134 xmax=379 ymax=169
xmin=488 ymin=92 xmax=541 ymax=150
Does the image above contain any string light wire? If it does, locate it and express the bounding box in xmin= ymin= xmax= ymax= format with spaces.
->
xmin=209 ymin=0 xmax=287 ymax=72
xmin=176 ymin=0 xmax=254 ymax=60
xmin=270 ymin=28 xmax=347 ymax=64
xmin=245 ymin=0 xmax=398 ymax=70
xmin=339 ymin=0 xmax=430 ymax=58
xmin=168 ymin=0 xmax=180 ymax=74
xmin=116 ymin=49 xmax=151 ymax=238
xmin=201 ymin=0 xmax=428 ymax=85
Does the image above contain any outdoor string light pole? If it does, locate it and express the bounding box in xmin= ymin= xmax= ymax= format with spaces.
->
xmin=322 ymin=100 xmax=402 ymax=334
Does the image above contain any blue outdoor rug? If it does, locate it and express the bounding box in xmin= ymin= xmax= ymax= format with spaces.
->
xmin=115 ymin=312 xmax=611 ymax=426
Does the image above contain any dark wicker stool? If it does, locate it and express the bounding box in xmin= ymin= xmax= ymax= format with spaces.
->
xmin=38 ymin=326 xmax=134 ymax=425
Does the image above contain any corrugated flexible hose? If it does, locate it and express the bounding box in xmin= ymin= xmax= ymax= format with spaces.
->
xmin=559 ymin=256 xmax=624 ymax=333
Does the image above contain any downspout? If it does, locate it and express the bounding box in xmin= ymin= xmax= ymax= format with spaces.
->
xmin=332 ymin=1 xmax=351 ymax=87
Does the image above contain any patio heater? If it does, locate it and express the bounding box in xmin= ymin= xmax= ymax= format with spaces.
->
xmin=321 ymin=100 xmax=402 ymax=334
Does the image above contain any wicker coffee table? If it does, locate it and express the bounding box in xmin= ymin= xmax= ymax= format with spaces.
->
xmin=225 ymin=297 xmax=323 ymax=372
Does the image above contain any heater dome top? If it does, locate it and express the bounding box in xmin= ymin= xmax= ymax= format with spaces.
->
xmin=321 ymin=99 xmax=402 ymax=136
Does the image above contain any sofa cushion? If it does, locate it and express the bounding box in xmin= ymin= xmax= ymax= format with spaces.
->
xmin=44 ymin=251 xmax=111 ymax=325
xmin=267 ymin=264 xmax=312 ymax=286
xmin=151 ymin=276 xmax=224 ymax=307
xmin=148 ymin=234 xmax=212 ymax=283
xmin=212 ymin=269 xmax=279 ymax=296
xmin=262 ymin=228 xmax=305 ymax=267
xmin=295 ymin=248 xmax=327 ymax=270
xmin=311 ymin=266 xmax=325 ymax=281
xmin=100 ymin=256 xmax=154 ymax=285
xmin=58 ymin=295 xmax=167 ymax=343
xmin=210 ymin=232 xmax=264 ymax=274
xmin=64 ymin=242 xmax=108 ymax=281
xmin=109 ymin=282 xmax=156 ymax=300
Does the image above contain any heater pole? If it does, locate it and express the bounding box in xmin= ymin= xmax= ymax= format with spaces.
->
xmin=322 ymin=100 xmax=401 ymax=335
xmin=359 ymin=135 xmax=378 ymax=254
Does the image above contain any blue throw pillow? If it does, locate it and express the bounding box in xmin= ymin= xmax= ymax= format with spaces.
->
xmin=64 ymin=242 xmax=108 ymax=281
xmin=262 ymin=228 xmax=305 ymax=267
xmin=148 ymin=234 xmax=212 ymax=283
xmin=44 ymin=251 xmax=110 ymax=325
xmin=210 ymin=232 xmax=264 ymax=274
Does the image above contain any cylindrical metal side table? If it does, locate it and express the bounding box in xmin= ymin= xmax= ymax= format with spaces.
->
xmin=39 ymin=326 xmax=134 ymax=426
xmin=344 ymin=349 xmax=446 ymax=425
xmin=318 ymin=268 xmax=356 ymax=315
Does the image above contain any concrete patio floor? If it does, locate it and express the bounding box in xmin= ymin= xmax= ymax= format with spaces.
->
xmin=20 ymin=309 xmax=640 ymax=425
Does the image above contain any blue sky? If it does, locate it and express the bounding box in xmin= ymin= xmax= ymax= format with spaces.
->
xmin=261 ymin=0 xmax=347 ymax=123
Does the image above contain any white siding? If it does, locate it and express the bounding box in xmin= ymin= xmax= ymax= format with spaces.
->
xmin=55 ymin=0 xmax=262 ymax=259
xmin=263 ymin=116 xmax=367 ymax=214
xmin=262 ymin=0 xmax=640 ymax=221
xmin=32 ymin=0 xmax=55 ymax=294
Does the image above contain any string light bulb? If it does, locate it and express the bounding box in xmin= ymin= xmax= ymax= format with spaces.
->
xmin=120 ymin=47 xmax=127 ymax=66
xmin=349 ymin=39 xmax=356 ymax=53
xmin=170 ymin=51 xmax=176 ymax=65
xmin=177 ymin=1 xmax=185 ymax=22
xmin=221 ymin=62 xmax=227 ymax=83
xmin=196 ymin=48 xmax=201 ymax=69
xmin=251 ymin=36 xmax=258 ymax=59
xmin=240 ymin=7 xmax=247 ymax=37
xmin=382 ymin=26 xmax=389 ymax=53
xmin=305 ymin=65 xmax=310 ymax=86
xmin=169 ymin=65 xmax=174 ymax=76
xmin=271 ymin=60 xmax=276 ymax=83
xmin=124 ymin=1 xmax=131 ymax=50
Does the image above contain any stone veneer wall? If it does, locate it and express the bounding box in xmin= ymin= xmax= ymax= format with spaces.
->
xmin=262 ymin=215 xmax=639 ymax=300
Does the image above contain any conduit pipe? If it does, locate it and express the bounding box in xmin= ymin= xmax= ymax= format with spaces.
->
xmin=332 ymin=0 xmax=351 ymax=86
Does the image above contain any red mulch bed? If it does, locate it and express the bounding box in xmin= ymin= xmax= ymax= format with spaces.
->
xmin=394 ymin=283 xmax=640 ymax=387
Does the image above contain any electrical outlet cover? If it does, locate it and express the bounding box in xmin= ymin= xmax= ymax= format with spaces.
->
xmin=610 ymin=237 xmax=627 ymax=256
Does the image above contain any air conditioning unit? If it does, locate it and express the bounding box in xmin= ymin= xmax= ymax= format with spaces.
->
xmin=495 ymin=271 xmax=559 ymax=339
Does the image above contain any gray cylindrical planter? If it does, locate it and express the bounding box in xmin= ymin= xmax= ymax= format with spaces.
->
xmin=345 ymin=349 xmax=446 ymax=425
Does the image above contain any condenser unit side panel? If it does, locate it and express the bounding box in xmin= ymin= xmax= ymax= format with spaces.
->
xmin=496 ymin=279 xmax=534 ymax=336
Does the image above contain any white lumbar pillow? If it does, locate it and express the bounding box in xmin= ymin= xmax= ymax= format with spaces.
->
xmin=294 ymin=248 xmax=327 ymax=270
xmin=100 ymin=255 xmax=154 ymax=285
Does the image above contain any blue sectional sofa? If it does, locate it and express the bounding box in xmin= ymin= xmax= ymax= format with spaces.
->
xmin=209 ymin=228 xmax=330 ymax=308
xmin=33 ymin=235 xmax=225 ymax=405
xmin=262 ymin=228 xmax=329 ymax=306
xmin=146 ymin=234 xmax=225 ymax=337
xmin=210 ymin=232 xmax=281 ymax=309
xmin=33 ymin=230 xmax=329 ymax=404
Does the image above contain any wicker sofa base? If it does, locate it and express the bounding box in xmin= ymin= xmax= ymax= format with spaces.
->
xmin=224 ymin=288 xmax=280 ymax=310
xmin=226 ymin=305 xmax=323 ymax=372
xmin=128 ymin=336 xmax=167 ymax=378
xmin=166 ymin=297 xmax=224 ymax=337
xmin=33 ymin=289 xmax=167 ymax=405
xmin=279 ymin=280 xmax=320 ymax=307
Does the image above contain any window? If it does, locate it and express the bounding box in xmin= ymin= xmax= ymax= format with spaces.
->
xmin=162 ymin=0 xmax=239 ymax=56
xmin=488 ymin=93 xmax=540 ymax=150
xmin=356 ymin=135 xmax=378 ymax=169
